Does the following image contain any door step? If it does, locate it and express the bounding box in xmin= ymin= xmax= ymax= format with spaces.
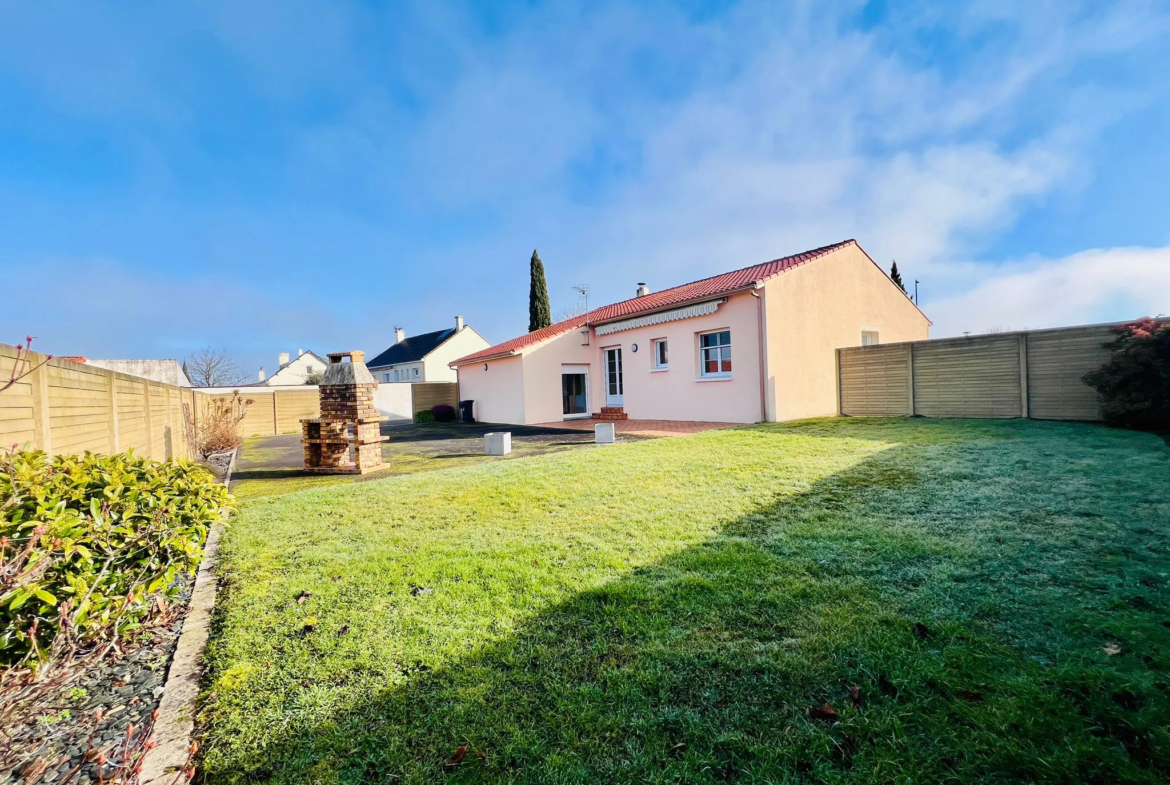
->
xmin=593 ymin=407 xmax=628 ymax=421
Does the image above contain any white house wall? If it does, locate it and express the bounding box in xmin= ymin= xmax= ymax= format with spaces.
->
xmin=421 ymin=327 xmax=491 ymax=383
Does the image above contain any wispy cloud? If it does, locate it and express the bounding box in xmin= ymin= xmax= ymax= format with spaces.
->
xmin=0 ymin=0 xmax=1167 ymax=366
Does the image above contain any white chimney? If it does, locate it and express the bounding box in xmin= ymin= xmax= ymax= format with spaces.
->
xmin=395 ymin=327 xmax=406 ymax=343
xmin=278 ymin=352 xmax=290 ymax=366
xmin=455 ymin=315 xmax=464 ymax=332
xmin=258 ymin=367 xmax=266 ymax=382
xmin=636 ymin=282 xmax=650 ymax=297
xmin=297 ymin=348 xmax=304 ymax=357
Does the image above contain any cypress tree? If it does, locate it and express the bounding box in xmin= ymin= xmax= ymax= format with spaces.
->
xmin=890 ymin=261 xmax=906 ymax=293
xmin=528 ymin=249 xmax=552 ymax=332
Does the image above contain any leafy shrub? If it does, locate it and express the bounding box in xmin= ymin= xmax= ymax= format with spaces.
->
xmin=1083 ymin=318 xmax=1170 ymax=431
xmin=184 ymin=391 xmax=254 ymax=459
xmin=0 ymin=450 xmax=233 ymax=665
xmin=432 ymin=404 xmax=457 ymax=422
xmin=413 ymin=410 xmax=436 ymax=424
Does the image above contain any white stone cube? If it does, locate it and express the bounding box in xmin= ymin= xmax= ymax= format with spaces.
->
xmin=595 ymin=422 xmax=616 ymax=444
xmin=484 ymin=432 xmax=512 ymax=456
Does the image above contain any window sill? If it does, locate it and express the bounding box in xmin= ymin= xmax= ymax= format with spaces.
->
xmin=695 ymin=375 xmax=733 ymax=382
xmin=650 ymin=367 xmax=669 ymax=373
xmin=563 ymin=413 xmax=592 ymax=420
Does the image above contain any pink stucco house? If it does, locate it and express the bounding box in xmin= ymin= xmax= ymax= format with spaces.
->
xmin=451 ymin=239 xmax=930 ymax=425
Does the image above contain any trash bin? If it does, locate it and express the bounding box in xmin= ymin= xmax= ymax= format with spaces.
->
xmin=459 ymin=400 xmax=475 ymax=423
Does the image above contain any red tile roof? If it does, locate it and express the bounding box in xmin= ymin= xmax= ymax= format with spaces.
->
xmin=452 ymin=239 xmax=861 ymax=366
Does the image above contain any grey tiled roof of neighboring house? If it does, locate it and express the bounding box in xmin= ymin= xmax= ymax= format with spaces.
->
xmin=367 ymin=329 xmax=456 ymax=368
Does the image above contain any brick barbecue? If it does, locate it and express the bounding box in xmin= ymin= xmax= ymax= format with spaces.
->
xmin=301 ymin=351 xmax=387 ymax=474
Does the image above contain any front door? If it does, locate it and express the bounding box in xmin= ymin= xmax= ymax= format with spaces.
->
xmin=604 ymin=347 xmax=624 ymax=406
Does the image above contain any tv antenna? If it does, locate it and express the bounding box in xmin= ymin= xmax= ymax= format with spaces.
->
xmin=572 ymin=284 xmax=590 ymax=323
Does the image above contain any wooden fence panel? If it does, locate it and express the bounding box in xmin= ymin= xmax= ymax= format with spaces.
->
xmin=912 ymin=335 xmax=1023 ymax=418
xmin=838 ymin=344 xmax=910 ymax=416
xmin=1027 ymin=326 xmax=1113 ymax=421
xmin=0 ymin=347 xmax=193 ymax=459
xmin=47 ymin=361 xmax=112 ymax=455
xmin=116 ymin=377 xmax=150 ymax=455
xmin=835 ymin=321 xmax=1138 ymax=422
xmin=0 ymin=346 xmax=36 ymax=447
xmin=275 ymin=389 xmax=320 ymax=434
xmin=411 ymin=382 xmax=459 ymax=417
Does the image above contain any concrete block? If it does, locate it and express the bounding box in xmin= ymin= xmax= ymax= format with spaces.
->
xmin=595 ymin=422 xmax=616 ymax=444
xmin=485 ymin=432 xmax=512 ymax=456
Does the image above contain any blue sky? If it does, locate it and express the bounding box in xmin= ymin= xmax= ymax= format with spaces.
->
xmin=1 ymin=0 xmax=1168 ymax=377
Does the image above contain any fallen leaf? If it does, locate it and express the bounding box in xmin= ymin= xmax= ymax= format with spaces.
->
xmin=1103 ymin=643 xmax=1122 ymax=656
xmin=809 ymin=703 xmax=839 ymax=723
xmin=446 ymin=745 xmax=469 ymax=768
xmin=848 ymin=685 xmax=861 ymax=707
xmin=410 ymin=585 xmax=431 ymax=597
xmin=297 ymin=591 xmax=311 ymax=605
xmin=337 ymin=625 xmax=350 ymax=637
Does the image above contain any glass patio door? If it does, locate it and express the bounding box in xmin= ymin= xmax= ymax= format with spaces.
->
xmin=561 ymin=371 xmax=589 ymax=417
xmin=604 ymin=348 xmax=623 ymax=406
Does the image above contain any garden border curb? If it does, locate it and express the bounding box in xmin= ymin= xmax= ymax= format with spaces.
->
xmin=137 ymin=522 xmax=223 ymax=784
xmin=138 ymin=447 xmax=236 ymax=784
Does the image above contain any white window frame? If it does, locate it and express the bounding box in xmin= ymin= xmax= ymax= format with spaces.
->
xmin=383 ymin=372 xmax=391 ymax=383
xmin=413 ymin=367 xmax=420 ymax=378
xmin=652 ymin=339 xmax=669 ymax=371
xmin=861 ymin=329 xmax=880 ymax=347
xmin=698 ymin=330 xmax=732 ymax=378
xmin=393 ymin=369 xmax=401 ymax=381
xmin=560 ymin=365 xmax=591 ymax=419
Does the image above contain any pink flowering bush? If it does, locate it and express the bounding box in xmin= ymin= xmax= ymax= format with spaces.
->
xmin=1083 ymin=317 xmax=1170 ymax=430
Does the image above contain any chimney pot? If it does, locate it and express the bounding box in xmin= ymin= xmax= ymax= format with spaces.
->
xmin=455 ymin=315 xmax=464 ymax=332
xmin=258 ymin=367 xmax=266 ymax=382
xmin=278 ymin=352 xmax=290 ymax=366
xmin=636 ymin=282 xmax=650 ymax=297
xmin=297 ymin=348 xmax=304 ymax=356
xmin=395 ymin=327 xmax=406 ymax=344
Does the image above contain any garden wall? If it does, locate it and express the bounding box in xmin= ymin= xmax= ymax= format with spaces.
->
xmin=2 ymin=344 xmax=462 ymax=458
xmin=1 ymin=346 xmax=196 ymax=459
xmin=836 ymin=322 xmax=1118 ymax=420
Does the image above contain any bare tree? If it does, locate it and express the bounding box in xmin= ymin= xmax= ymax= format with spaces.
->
xmin=185 ymin=347 xmax=247 ymax=387
xmin=554 ymin=301 xmax=588 ymax=323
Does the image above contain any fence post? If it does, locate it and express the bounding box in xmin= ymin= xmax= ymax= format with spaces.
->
xmin=29 ymin=357 xmax=52 ymax=456
xmin=1018 ymin=333 xmax=1029 ymax=419
xmin=143 ymin=380 xmax=155 ymax=459
xmin=107 ymin=370 xmax=120 ymax=453
xmin=906 ymin=343 xmax=916 ymax=416
xmin=272 ymin=390 xmax=280 ymax=435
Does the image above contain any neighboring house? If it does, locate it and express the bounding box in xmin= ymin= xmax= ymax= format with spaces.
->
xmin=451 ymin=239 xmax=930 ymax=425
xmin=257 ymin=350 xmax=328 ymax=386
xmin=367 ymin=317 xmax=490 ymax=383
xmin=83 ymin=358 xmax=192 ymax=387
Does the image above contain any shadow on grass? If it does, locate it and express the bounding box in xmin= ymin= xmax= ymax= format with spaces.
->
xmin=206 ymin=436 xmax=1170 ymax=785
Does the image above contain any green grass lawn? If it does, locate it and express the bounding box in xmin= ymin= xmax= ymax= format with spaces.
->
xmin=200 ymin=418 xmax=1170 ymax=784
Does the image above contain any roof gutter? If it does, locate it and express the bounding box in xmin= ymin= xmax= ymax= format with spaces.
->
xmin=587 ymin=283 xmax=764 ymax=327
xmin=449 ymin=349 xmax=519 ymax=368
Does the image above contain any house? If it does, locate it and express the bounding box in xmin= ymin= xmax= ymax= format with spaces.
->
xmin=367 ymin=317 xmax=490 ymax=383
xmin=257 ymin=350 xmax=328 ymax=386
xmin=83 ymin=358 xmax=192 ymax=387
xmin=451 ymin=239 xmax=930 ymax=425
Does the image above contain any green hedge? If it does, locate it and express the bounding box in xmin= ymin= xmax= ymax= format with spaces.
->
xmin=0 ymin=450 xmax=234 ymax=665
xmin=413 ymin=410 xmax=436 ymax=424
